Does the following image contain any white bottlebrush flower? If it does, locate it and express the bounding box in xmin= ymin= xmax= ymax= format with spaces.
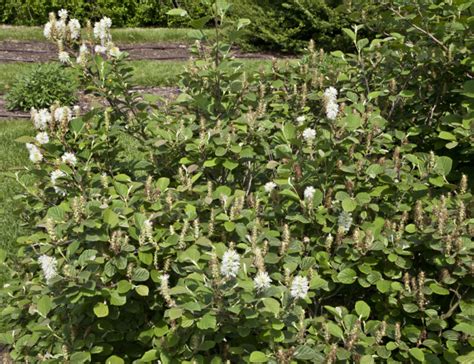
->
xmin=290 ymin=276 xmax=309 ymax=299
xmin=26 ymin=143 xmax=43 ymax=163
xmin=338 ymin=211 xmax=353 ymax=232
xmin=296 ymin=115 xmax=306 ymax=124
xmin=58 ymin=51 xmax=70 ymax=64
xmin=58 ymin=9 xmax=68 ymax=20
xmin=79 ymin=43 xmax=88 ymax=54
xmin=38 ymin=255 xmax=58 ymax=283
xmin=43 ymin=22 xmax=52 ymax=40
xmin=68 ymin=19 xmax=81 ymax=40
xmin=325 ymin=101 xmax=339 ymax=120
xmin=304 ymin=186 xmax=316 ymax=200
xmin=61 ymin=152 xmax=77 ymax=166
xmin=32 ymin=108 xmax=52 ymax=130
xmin=50 ymin=169 xmax=66 ymax=185
xmin=93 ymin=17 xmax=112 ymax=45
xmin=94 ymin=45 xmax=107 ymax=54
xmin=54 ymin=106 xmax=72 ymax=122
xmin=35 ymin=132 xmax=49 ymax=145
xmin=302 ymin=128 xmax=316 ymax=142
xmin=254 ymin=271 xmax=272 ymax=292
xmin=324 ymin=87 xmax=338 ymax=100
xmin=220 ymin=249 xmax=240 ymax=278
xmin=323 ymin=87 xmax=339 ymax=120
xmin=264 ymin=181 xmax=277 ymax=194
xmin=55 ymin=20 xmax=66 ymax=38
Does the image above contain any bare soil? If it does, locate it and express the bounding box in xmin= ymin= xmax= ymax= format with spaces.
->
xmin=0 ymin=40 xmax=282 ymax=63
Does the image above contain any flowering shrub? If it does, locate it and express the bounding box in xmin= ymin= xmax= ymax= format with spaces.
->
xmin=1 ymin=4 xmax=473 ymax=364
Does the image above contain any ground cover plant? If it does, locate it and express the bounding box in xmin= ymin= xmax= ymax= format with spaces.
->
xmin=0 ymin=2 xmax=473 ymax=364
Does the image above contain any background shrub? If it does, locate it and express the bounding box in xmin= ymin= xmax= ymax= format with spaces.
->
xmin=0 ymin=0 xmax=208 ymax=27
xmin=5 ymin=63 xmax=77 ymax=111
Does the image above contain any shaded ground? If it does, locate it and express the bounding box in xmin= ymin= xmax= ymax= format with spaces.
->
xmin=0 ymin=40 xmax=282 ymax=63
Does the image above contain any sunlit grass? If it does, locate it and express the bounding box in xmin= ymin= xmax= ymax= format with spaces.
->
xmin=0 ymin=25 xmax=213 ymax=43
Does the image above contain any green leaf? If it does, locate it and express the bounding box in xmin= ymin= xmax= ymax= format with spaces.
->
xmin=360 ymin=355 xmax=375 ymax=364
xmin=342 ymin=28 xmax=356 ymax=41
xmin=156 ymin=177 xmax=170 ymax=191
xmin=104 ymin=209 xmax=119 ymax=228
xmin=293 ymin=346 xmax=324 ymax=360
xmin=93 ymin=302 xmax=109 ymax=318
xmin=249 ymin=351 xmax=268 ymax=363
xmin=237 ymin=18 xmax=251 ymax=30
xmin=439 ymin=131 xmax=456 ymax=141
xmin=327 ymin=322 xmax=344 ymax=339
xmin=197 ymin=313 xmax=217 ymax=330
xmin=37 ymin=295 xmax=53 ymax=317
xmin=282 ymin=123 xmax=296 ymax=141
xmin=135 ymin=285 xmax=149 ymax=296
xmin=409 ymin=348 xmax=425 ymax=362
xmin=140 ymin=349 xmax=159 ymax=362
xmin=223 ymin=160 xmax=238 ymax=170
xmin=131 ymin=268 xmax=150 ymax=282
xmin=342 ymin=198 xmax=357 ymax=212
xmin=262 ymin=298 xmax=280 ymax=315
xmin=166 ymin=8 xmax=188 ymax=17
xmin=429 ymin=283 xmax=449 ymax=295
xmin=106 ymin=356 xmax=125 ymax=364
xmin=453 ymin=323 xmax=474 ymax=336
xmin=47 ymin=206 xmax=65 ymax=222
xmin=168 ymin=307 xmax=183 ymax=320
xmin=355 ymin=300 xmax=371 ymax=319
xmin=337 ymin=268 xmax=357 ymax=284
xmin=0 ymin=249 xmax=6 ymax=263
xmin=70 ymin=351 xmax=91 ymax=363
xmin=436 ymin=156 xmax=453 ymax=176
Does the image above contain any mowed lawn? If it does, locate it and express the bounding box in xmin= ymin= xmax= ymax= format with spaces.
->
xmin=0 ymin=120 xmax=32 ymax=253
xmin=0 ymin=25 xmax=214 ymax=43
xmin=0 ymin=59 xmax=292 ymax=93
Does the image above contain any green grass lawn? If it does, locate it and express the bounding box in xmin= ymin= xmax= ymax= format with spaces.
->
xmin=0 ymin=120 xmax=32 ymax=253
xmin=0 ymin=59 xmax=294 ymax=94
xmin=0 ymin=25 xmax=213 ymax=43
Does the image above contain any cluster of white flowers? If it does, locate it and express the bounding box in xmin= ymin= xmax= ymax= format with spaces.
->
xmin=26 ymin=143 xmax=43 ymax=163
xmin=254 ymin=271 xmax=272 ymax=292
xmin=58 ymin=51 xmax=70 ymax=64
xmin=35 ymin=132 xmax=49 ymax=145
xmin=68 ymin=18 xmax=81 ymax=40
xmin=93 ymin=17 xmax=112 ymax=46
xmin=44 ymin=9 xmax=80 ymax=43
xmin=264 ymin=181 xmax=277 ymax=194
xmin=62 ymin=152 xmax=77 ymax=166
xmin=296 ymin=115 xmax=306 ymax=124
xmin=54 ymin=106 xmax=72 ymax=123
xmin=323 ymin=87 xmax=339 ymax=120
xmin=290 ymin=275 xmax=309 ymax=299
xmin=220 ymin=249 xmax=240 ymax=278
xmin=302 ymin=128 xmax=316 ymax=142
xmin=338 ymin=211 xmax=353 ymax=232
xmin=77 ymin=43 xmax=89 ymax=64
xmin=50 ymin=169 xmax=66 ymax=185
xmin=38 ymin=255 xmax=58 ymax=283
xmin=31 ymin=108 xmax=52 ymax=130
xmin=304 ymin=186 xmax=316 ymax=201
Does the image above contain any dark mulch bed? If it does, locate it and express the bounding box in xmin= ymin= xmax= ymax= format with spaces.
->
xmin=0 ymin=40 xmax=283 ymax=63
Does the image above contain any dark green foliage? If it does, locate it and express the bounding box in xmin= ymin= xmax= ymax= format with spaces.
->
xmin=230 ymin=0 xmax=367 ymax=53
xmin=0 ymin=0 xmax=208 ymax=27
xmin=5 ymin=63 xmax=77 ymax=111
